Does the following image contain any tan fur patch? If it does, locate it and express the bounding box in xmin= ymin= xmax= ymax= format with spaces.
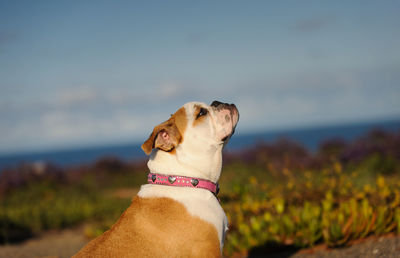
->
xmin=73 ymin=197 xmax=221 ymax=258
xmin=173 ymin=107 xmax=187 ymax=138
xmin=141 ymin=107 xmax=187 ymax=155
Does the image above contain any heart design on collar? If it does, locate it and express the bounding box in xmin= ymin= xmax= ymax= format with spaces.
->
xmin=168 ymin=176 xmax=176 ymax=184
xmin=191 ymin=178 xmax=199 ymax=186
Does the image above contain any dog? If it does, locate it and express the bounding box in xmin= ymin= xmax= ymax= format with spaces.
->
xmin=73 ymin=100 xmax=239 ymax=257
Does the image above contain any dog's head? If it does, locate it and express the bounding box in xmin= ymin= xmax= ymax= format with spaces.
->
xmin=141 ymin=101 xmax=239 ymax=156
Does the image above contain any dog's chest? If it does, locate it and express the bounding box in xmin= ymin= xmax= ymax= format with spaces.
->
xmin=73 ymin=194 xmax=223 ymax=257
xmin=137 ymin=184 xmax=228 ymax=249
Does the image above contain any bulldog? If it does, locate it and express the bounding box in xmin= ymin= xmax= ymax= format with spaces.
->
xmin=73 ymin=101 xmax=239 ymax=257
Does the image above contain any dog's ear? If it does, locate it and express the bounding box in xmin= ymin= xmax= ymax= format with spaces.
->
xmin=141 ymin=119 xmax=182 ymax=155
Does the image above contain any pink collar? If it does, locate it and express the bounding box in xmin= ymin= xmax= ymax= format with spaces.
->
xmin=147 ymin=172 xmax=219 ymax=195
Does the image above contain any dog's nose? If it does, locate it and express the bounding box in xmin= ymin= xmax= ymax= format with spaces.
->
xmin=211 ymin=100 xmax=224 ymax=107
xmin=211 ymin=100 xmax=237 ymax=110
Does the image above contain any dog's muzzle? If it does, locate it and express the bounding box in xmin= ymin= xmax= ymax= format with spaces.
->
xmin=211 ymin=100 xmax=239 ymax=141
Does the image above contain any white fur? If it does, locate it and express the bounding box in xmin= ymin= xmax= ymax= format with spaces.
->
xmin=139 ymin=101 xmax=238 ymax=250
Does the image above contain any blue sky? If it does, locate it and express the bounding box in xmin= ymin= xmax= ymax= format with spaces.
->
xmin=0 ymin=1 xmax=399 ymax=154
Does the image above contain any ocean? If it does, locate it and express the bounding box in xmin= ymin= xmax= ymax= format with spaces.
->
xmin=1 ymin=118 xmax=399 ymax=171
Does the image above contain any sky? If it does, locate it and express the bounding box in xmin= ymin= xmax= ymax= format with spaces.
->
xmin=0 ymin=1 xmax=399 ymax=154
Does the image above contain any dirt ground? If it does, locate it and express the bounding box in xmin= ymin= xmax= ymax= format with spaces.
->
xmin=0 ymin=227 xmax=88 ymax=258
xmin=0 ymin=228 xmax=399 ymax=258
xmin=258 ymin=235 xmax=400 ymax=258
xmin=292 ymin=235 xmax=400 ymax=258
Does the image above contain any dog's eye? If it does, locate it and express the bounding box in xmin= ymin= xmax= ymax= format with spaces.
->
xmin=197 ymin=108 xmax=208 ymax=119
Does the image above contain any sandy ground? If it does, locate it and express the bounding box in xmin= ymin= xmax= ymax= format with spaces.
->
xmin=0 ymin=228 xmax=399 ymax=258
xmin=0 ymin=227 xmax=88 ymax=258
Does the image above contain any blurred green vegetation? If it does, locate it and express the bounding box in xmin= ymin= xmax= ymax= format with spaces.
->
xmin=0 ymin=179 xmax=130 ymax=243
xmin=0 ymin=129 xmax=399 ymax=256
xmin=221 ymin=164 xmax=400 ymax=256
xmin=0 ymin=158 xmax=145 ymax=243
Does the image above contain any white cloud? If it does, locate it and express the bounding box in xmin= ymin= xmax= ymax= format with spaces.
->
xmin=39 ymin=109 xmax=151 ymax=144
xmin=229 ymin=65 xmax=400 ymax=134
xmin=56 ymin=86 xmax=100 ymax=107
xmin=0 ymin=64 xmax=399 ymax=154
xmin=157 ymin=81 xmax=184 ymax=99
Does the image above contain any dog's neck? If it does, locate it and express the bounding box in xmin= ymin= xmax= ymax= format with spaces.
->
xmin=147 ymin=144 xmax=223 ymax=183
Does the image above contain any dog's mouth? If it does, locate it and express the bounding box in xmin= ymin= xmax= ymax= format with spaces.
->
xmin=221 ymin=123 xmax=237 ymax=143
xmin=221 ymin=135 xmax=229 ymax=142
